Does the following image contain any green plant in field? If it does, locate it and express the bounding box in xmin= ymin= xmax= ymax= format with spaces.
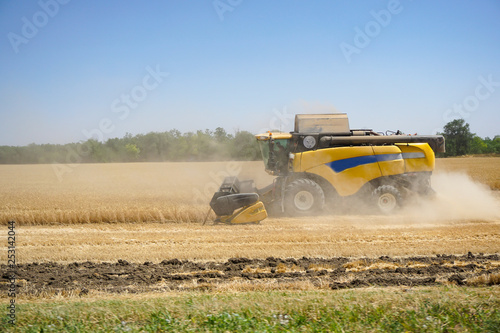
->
xmin=2 ymin=288 xmax=499 ymax=332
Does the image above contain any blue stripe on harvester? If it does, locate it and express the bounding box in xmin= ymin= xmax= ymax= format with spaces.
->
xmin=327 ymin=153 xmax=402 ymax=173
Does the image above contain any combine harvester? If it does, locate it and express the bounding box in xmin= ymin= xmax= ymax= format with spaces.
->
xmin=209 ymin=114 xmax=445 ymax=224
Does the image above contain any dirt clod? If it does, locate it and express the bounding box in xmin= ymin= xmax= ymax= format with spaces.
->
xmin=2 ymin=253 xmax=498 ymax=295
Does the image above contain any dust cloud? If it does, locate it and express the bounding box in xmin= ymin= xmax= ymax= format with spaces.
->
xmin=228 ymin=163 xmax=500 ymax=223
xmin=401 ymin=172 xmax=500 ymax=222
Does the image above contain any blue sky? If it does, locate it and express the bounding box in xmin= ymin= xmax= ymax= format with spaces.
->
xmin=1 ymin=0 xmax=499 ymax=146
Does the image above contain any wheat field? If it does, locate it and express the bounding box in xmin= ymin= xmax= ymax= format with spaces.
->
xmin=0 ymin=161 xmax=273 ymax=225
xmin=1 ymin=157 xmax=498 ymax=226
xmin=1 ymin=157 xmax=499 ymax=333
xmin=435 ymin=156 xmax=500 ymax=190
xmin=1 ymin=157 xmax=499 ymax=263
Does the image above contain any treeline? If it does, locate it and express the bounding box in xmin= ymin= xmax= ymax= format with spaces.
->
xmin=0 ymin=128 xmax=262 ymax=164
xmin=1 ymin=120 xmax=498 ymax=164
xmin=440 ymin=119 xmax=500 ymax=157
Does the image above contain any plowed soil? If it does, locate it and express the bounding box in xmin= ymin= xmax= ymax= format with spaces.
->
xmin=3 ymin=253 xmax=499 ymax=296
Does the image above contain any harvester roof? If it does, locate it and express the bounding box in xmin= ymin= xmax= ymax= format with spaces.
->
xmin=294 ymin=113 xmax=350 ymax=135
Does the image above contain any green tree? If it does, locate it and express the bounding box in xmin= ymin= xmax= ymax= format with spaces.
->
xmin=85 ymin=139 xmax=107 ymax=162
xmin=470 ymin=135 xmax=487 ymax=154
xmin=485 ymin=136 xmax=500 ymax=154
xmin=214 ymin=127 xmax=231 ymax=142
xmin=124 ymin=143 xmax=140 ymax=161
xmin=230 ymin=131 xmax=261 ymax=160
xmin=0 ymin=127 xmax=268 ymax=163
xmin=442 ymin=119 xmax=474 ymax=156
xmin=494 ymin=136 xmax=500 ymax=153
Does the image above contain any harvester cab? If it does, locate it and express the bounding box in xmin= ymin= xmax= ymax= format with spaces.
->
xmin=209 ymin=113 xmax=445 ymax=224
xmin=257 ymin=132 xmax=293 ymax=176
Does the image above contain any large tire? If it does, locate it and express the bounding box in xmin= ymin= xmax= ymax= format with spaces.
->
xmin=284 ymin=179 xmax=325 ymax=216
xmin=372 ymin=185 xmax=402 ymax=214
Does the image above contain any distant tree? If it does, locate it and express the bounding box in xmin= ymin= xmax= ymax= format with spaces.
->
xmin=85 ymin=139 xmax=107 ymax=162
xmin=136 ymin=132 xmax=161 ymax=161
xmin=441 ymin=119 xmax=474 ymax=156
xmin=230 ymin=131 xmax=261 ymax=160
xmin=169 ymin=129 xmax=182 ymax=139
xmin=494 ymin=137 xmax=500 ymax=154
xmin=485 ymin=136 xmax=500 ymax=154
xmin=0 ymin=128 xmax=267 ymax=164
xmin=470 ymin=135 xmax=487 ymax=154
xmin=214 ymin=127 xmax=231 ymax=143
xmin=124 ymin=143 xmax=140 ymax=161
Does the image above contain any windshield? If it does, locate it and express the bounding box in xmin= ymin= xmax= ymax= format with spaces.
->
xmin=273 ymin=139 xmax=289 ymax=153
xmin=258 ymin=140 xmax=270 ymax=167
xmin=258 ymin=139 xmax=289 ymax=173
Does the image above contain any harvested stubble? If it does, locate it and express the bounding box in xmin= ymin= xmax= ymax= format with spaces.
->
xmin=9 ymin=218 xmax=500 ymax=263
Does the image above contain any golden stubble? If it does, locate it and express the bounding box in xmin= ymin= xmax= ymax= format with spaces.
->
xmin=9 ymin=217 xmax=500 ymax=264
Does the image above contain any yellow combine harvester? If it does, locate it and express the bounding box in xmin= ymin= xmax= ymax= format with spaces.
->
xmin=209 ymin=114 xmax=445 ymax=224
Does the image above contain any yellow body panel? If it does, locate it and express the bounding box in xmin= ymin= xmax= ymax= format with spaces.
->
xmin=293 ymin=143 xmax=434 ymax=197
xmin=371 ymin=146 xmax=405 ymax=176
xmin=306 ymin=163 xmax=381 ymax=196
xmin=218 ymin=201 xmax=267 ymax=224
xmin=396 ymin=143 xmax=435 ymax=173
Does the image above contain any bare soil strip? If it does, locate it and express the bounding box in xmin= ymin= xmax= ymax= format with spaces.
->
xmin=2 ymin=253 xmax=498 ymax=296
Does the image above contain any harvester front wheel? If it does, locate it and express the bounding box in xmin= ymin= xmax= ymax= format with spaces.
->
xmin=284 ymin=179 xmax=325 ymax=216
xmin=373 ymin=185 xmax=401 ymax=214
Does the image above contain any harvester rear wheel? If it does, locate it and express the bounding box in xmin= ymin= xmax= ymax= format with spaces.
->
xmin=372 ymin=185 xmax=402 ymax=214
xmin=284 ymin=178 xmax=325 ymax=216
